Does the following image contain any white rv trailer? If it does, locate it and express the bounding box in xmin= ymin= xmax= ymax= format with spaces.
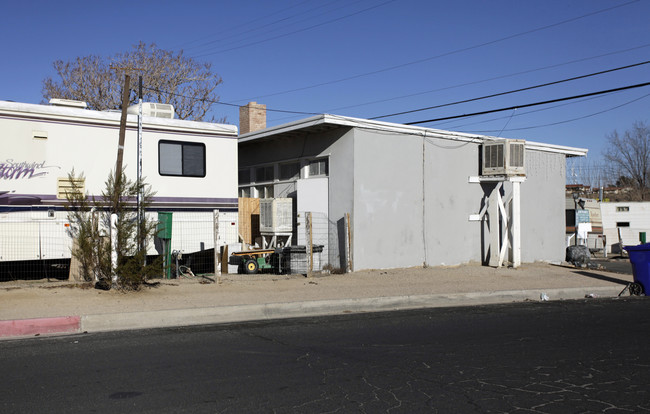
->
xmin=0 ymin=100 xmax=239 ymax=264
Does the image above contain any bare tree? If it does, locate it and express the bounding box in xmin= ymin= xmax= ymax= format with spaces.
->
xmin=603 ymin=121 xmax=650 ymax=200
xmin=42 ymin=42 xmax=223 ymax=121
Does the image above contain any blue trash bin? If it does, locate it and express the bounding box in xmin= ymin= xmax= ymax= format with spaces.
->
xmin=623 ymin=243 xmax=650 ymax=294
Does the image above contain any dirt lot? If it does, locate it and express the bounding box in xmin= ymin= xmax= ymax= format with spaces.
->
xmin=0 ymin=261 xmax=634 ymax=321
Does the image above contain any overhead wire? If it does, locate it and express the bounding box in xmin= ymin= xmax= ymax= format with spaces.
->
xmin=143 ymin=67 xmax=648 ymax=132
xmin=369 ymin=60 xmax=650 ymax=120
xmin=405 ymin=81 xmax=650 ymax=125
xmin=191 ymin=0 xmax=397 ymax=58
xmin=441 ymin=93 xmax=613 ymax=129
xmin=232 ymin=0 xmax=640 ymax=102
xmin=462 ymin=91 xmax=650 ymax=134
xmin=187 ymin=0 xmax=360 ymax=54
xmin=319 ymin=43 xmax=650 ymax=114
xmin=176 ymin=0 xmax=314 ymax=51
xmin=141 ymin=86 xmax=319 ymax=116
xmin=264 ymin=44 xmax=650 ymax=124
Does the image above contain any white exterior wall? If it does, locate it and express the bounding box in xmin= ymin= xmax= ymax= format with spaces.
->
xmin=601 ymin=202 xmax=650 ymax=250
xmin=353 ymin=130 xmax=425 ymax=270
xmin=424 ymin=135 xmax=484 ymax=266
xmin=238 ymin=116 xmax=581 ymax=271
xmin=519 ymin=150 xmax=567 ymax=262
xmin=0 ymin=101 xmax=238 ymax=204
xmin=0 ymin=101 xmax=239 ymax=262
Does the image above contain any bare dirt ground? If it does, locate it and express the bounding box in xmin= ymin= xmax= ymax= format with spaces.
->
xmin=0 ymin=262 xmax=634 ymax=321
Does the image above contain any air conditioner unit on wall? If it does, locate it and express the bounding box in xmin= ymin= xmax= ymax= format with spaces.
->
xmin=260 ymin=198 xmax=293 ymax=234
xmin=481 ymin=139 xmax=526 ymax=176
xmin=127 ymin=103 xmax=175 ymax=119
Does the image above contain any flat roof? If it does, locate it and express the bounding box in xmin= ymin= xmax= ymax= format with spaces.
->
xmin=0 ymin=100 xmax=239 ymax=136
xmin=239 ymin=113 xmax=588 ymax=157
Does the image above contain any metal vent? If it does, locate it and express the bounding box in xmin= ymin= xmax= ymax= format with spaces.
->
xmin=127 ymin=103 xmax=175 ymax=119
xmin=57 ymin=177 xmax=85 ymax=199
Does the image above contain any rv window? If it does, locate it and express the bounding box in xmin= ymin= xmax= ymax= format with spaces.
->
xmin=159 ymin=141 xmax=205 ymax=177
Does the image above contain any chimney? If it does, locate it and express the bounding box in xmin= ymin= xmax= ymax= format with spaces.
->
xmin=239 ymin=101 xmax=266 ymax=135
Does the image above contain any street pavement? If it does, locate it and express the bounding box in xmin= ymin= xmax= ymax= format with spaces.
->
xmin=0 ymin=259 xmax=638 ymax=340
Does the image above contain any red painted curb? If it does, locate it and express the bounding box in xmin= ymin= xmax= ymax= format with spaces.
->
xmin=0 ymin=316 xmax=81 ymax=338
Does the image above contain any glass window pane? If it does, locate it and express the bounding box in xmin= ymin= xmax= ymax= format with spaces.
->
xmin=159 ymin=142 xmax=183 ymax=175
xmin=183 ymin=144 xmax=205 ymax=176
xmin=280 ymin=162 xmax=300 ymax=180
xmin=159 ymin=141 xmax=205 ymax=177
xmin=309 ymin=158 xmax=328 ymax=176
xmin=255 ymin=166 xmax=274 ymax=182
xmin=239 ymin=169 xmax=251 ymax=184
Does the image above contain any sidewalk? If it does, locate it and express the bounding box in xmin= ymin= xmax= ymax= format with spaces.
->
xmin=0 ymin=261 xmax=635 ymax=339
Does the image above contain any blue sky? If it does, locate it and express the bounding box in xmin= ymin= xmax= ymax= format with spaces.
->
xmin=2 ymin=0 xmax=649 ymax=181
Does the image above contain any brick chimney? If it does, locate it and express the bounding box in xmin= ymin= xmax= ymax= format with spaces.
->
xmin=239 ymin=101 xmax=266 ymax=134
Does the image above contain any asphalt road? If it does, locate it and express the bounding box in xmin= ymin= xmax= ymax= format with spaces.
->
xmin=1 ymin=298 xmax=650 ymax=413
xmin=593 ymin=257 xmax=633 ymax=275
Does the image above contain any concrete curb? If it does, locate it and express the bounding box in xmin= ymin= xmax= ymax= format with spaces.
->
xmin=0 ymin=316 xmax=81 ymax=338
xmin=81 ymin=285 xmax=624 ymax=333
xmin=0 ymin=285 xmax=626 ymax=339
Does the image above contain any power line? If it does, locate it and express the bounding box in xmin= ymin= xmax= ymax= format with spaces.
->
xmin=141 ymin=86 xmax=319 ymax=116
xmin=266 ymin=44 xmax=650 ymax=124
xmin=462 ymin=91 xmax=650 ymax=134
xmin=320 ymin=43 xmax=650 ymax=114
xmin=370 ymin=60 xmax=650 ymax=120
xmin=175 ymin=0 xmax=313 ymax=50
xmin=186 ymin=0 xmax=357 ymax=54
xmin=191 ymin=0 xmax=396 ymax=58
xmin=442 ymin=93 xmax=611 ymax=129
xmin=233 ymin=0 xmax=639 ymax=102
xmin=405 ymin=82 xmax=650 ymax=125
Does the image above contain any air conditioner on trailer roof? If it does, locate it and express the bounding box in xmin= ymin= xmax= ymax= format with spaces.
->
xmin=127 ymin=102 xmax=175 ymax=119
xmin=481 ymin=139 xmax=526 ymax=176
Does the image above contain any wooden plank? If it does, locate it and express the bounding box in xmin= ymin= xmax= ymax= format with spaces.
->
xmin=238 ymin=197 xmax=260 ymax=245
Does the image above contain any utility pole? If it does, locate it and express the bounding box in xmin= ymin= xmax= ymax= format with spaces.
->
xmin=137 ymin=76 xmax=144 ymax=252
xmin=110 ymin=66 xmax=144 ymax=181
xmin=115 ymin=74 xmax=130 ymax=183
xmin=136 ymin=75 xmax=147 ymax=265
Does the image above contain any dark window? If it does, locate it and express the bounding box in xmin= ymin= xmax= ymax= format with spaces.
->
xmin=280 ymin=162 xmax=301 ymax=181
xmin=255 ymin=165 xmax=274 ymax=182
xmin=617 ymin=222 xmax=630 ymax=227
xmin=159 ymin=140 xmax=205 ymax=177
xmin=616 ymin=206 xmax=630 ymax=212
xmin=239 ymin=169 xmax=251 ymax=184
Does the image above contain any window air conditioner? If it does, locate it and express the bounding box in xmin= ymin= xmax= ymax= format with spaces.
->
xmin=260 ymin=198 xmax=293 ymax=234
xmin=481 ymin=139 xmax=526 ymax=176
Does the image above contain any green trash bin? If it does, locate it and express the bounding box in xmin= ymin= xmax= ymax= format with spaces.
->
xmin=640 ymin=232 xmax=647 ymax=244
xmin=157 ymin=212 xmax=173 ymax=278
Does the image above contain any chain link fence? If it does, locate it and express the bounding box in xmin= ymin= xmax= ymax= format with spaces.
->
xmin=0 ymin=209 xmax=239 ymax=282
xmin=0 ymin=204 xmax=351 ymax=282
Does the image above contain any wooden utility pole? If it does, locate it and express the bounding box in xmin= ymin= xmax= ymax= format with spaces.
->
xmin=115 ymin=74 xmax=130 ymax=179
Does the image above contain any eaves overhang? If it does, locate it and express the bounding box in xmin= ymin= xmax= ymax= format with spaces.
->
xmin=238 ymin=113 xmax=588 ymax=157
